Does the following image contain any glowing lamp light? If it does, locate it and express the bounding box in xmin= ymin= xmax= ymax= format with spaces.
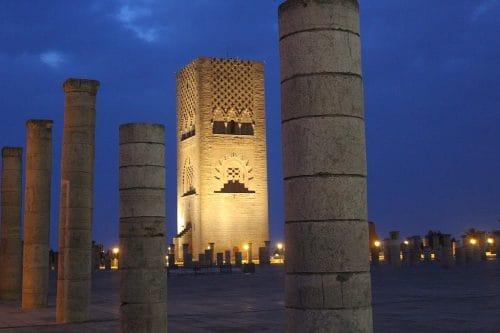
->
xmin=277 ymin=243 xmax=283 ymax=250
xmin=487 ymin=238 xmax=494 ymax=245
xmin=469 ymin=239 xmax=477 ymax=245
xmin=403 ymin=240 xmax=409 ymax=245
xmin=112 ymin=247 xmax=119 ymax=254
xmin=243 ymin=244 xmax=249 ymax=251
xmin=374 ymin=241 xmax=381 ymax=247
xmin=207 ymin=246 xmax=211 ymax=250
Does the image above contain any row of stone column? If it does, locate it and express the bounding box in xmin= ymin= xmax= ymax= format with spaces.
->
xmin=0 ymin=120 xmax=53 ymax=308
xmin=0 ymin=80 xmax=168 ymax=331
xmin=372 ymin=232 xmax=470 ymax=270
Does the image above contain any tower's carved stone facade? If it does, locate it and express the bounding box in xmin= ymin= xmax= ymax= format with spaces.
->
xmin=175 ymin=57 xmax=269 ymax=261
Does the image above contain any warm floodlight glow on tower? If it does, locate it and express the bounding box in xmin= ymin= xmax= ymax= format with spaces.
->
xmin=173 ymin=57 xmax=269 ymax=262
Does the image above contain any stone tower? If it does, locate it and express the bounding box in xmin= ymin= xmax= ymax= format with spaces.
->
xmin=174 ymin=57 xmax=269 ymax=262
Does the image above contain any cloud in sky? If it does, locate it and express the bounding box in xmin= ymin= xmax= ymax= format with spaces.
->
xmin=471 ymin=0 xmax=497 ymax=22
xmin=39 ymin=51 xmax=65 ymax=67
xmin=115 ymin=5 xmax=159 ymax=42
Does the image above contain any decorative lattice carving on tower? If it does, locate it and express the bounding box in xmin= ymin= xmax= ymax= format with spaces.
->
xmin=211 ymin=59 xmax=255 ymax=135
xmin=177 ymin=63 xmax=197 ymax=140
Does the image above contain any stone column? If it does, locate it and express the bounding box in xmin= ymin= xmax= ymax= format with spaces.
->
xmin=22 ymin=120 xmax=53 ymax=309
xmin=370 ymin=247 xmax=379 ymax=265
xmin=279 ymin=1 xmax=372 ymax=331
xmin=168 ymin=244 xmax=176 ymax=268
xmin=441 ymin=234 xmax=454 ymax=269
xmin=56 ymin=78 xmax=99 ymax=323
xmin=248 ymin=242 xmax=253 ymax=263
xmin=493 ymin=231 xmax=500 ymax=258
xmin=224 ymin=250 xmax=231 ymax=264
xmin=0 ymin=147 xmax=23 ymax=300
xmin=409 ymin=236 xmax=422 ymax=266
xmin=455 ymin=246 xmax=466 ymax=266
xmin=209 ymin=242 xmax=215 ymax=264
xmin=388 ymin=231 xmax=401 ymax=269
xmin=235 ymin=252 xmax=242 ymax=267
xmin=182 ymin=243 xmax=190 ymax=265
xmin=119 ymin=123 xmax=167 ymax=332
xmin=216 ymin=252 xmax=223 ymax=266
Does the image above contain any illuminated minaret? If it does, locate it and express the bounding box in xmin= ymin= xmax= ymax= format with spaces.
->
xmin=174 ymin=57 xmax=269 ymax=262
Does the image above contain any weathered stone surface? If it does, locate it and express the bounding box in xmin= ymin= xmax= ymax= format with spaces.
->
xmin=285 ymin=272 xmax=374 ymax=309
xmin=118 ymin=143 xmax=165 ymax=167
xmin=119 ymin=123 xmax=165 ymax=144
xmin=120 ymin=302 xmax=167 ymax=333
xmin=281 ymin=74 xmax=364 ymax=121
xmin=280 ymin=30 xmax=362 ymax=81
xmin=284 ymin=176 xmax=366 ymax=221
xmin=278 ymin=0 xmax=360 ymax=38
xmin=119 ymin=123 xmax=167 ymax=332
xmin=282 ymin=116 xmax=366 ymax=177
xmin=119 ymin=188 xmax=166 ymax=218
xmin=279 ymin=0 xmax=372 ymax=331
xmin=0 ymin=147 xmax=23 ymax=301
xmin=57 ymin=78 xmax=99 ymax=323
xmin=286 ymin=307 xmax=373 ymax=333
xmin=285 ymin=221 xmax=369 ymax=273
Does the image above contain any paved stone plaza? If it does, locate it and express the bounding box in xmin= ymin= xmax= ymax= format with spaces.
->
xmin=0 ymin=261 xmax=498 ymax=332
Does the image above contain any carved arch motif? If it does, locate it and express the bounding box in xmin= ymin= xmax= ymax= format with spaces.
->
xmin=214 ymin=152 xmax=254 ymax=193
xmin=182 ymin=157 xmax=195 ymax=196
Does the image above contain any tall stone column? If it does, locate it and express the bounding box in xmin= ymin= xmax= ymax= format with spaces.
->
xmin=409 ymin=236 xmax=422 ymax=266
xmin=56 ymin=78 xmax=99 ymax=323
xmin=388 ymin=231 xmax=401 ymax=269
xmin=279 ymin=1 xmax=372 ymax=331
xmin=493 ymin=231 xmax=500 ymax=258
xmin=22 ymin=120 xmax=53 ymax=309
xmin=119 ymin=123 xmax=167 ymax=332
xmin=0 ymin=147 xmax=23 ymax=300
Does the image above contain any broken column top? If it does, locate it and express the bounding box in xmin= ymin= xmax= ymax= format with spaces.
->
xmin=278 ymin=0 xmax=359 ymax=36
xmin=389 ymin=231 xmax=400 ymax=240
xmin=26 ymin=119 xmax=54 ymax=128
xmin=2 ymin=147 xmax=23 ymax=157
xmin=119 ymin=123 xmax=165 ymax=144
xmin=63 ymin=78 xmax=100 ymax=94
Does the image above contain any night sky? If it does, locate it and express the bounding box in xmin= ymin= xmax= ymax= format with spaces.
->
xmin=0 ymin=1 xmax=499 ymax=250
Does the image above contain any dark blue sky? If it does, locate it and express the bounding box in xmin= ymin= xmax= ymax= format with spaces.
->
xmin=0 ymin=1 xmax=498 ymax=250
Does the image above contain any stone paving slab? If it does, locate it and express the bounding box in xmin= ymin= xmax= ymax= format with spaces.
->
xmin=1 ymin=262 xmax=499 ymax=332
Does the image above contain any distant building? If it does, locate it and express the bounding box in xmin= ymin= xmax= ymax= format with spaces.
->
xmin=174 ymin=57 xmax=269 ymax=262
